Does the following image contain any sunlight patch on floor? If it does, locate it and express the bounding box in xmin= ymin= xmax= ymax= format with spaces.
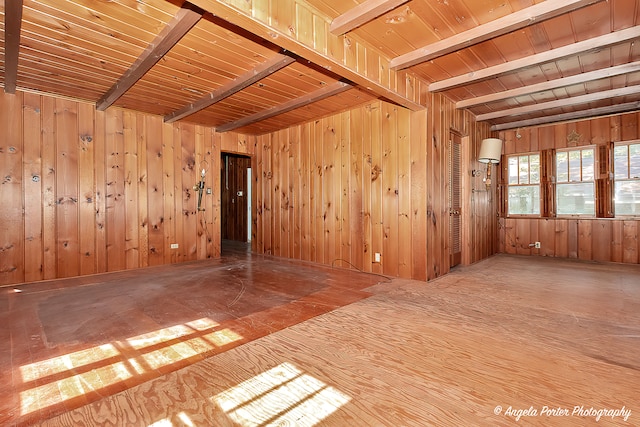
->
xmin=19 ymin=318 xmax=243 ymax=416
xmin=212 ymin=362 xmax=351 ymax=427
xmin=20 ymin=344 xmax=120 ymax=382
xmin=147 ymin=411 xmax=195 ymax=427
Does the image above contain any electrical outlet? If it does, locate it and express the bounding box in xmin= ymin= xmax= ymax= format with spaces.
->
xmin=170 ymin=243 xmax=179 ymax=249
xmin=374 ymin=253 xmax=381 ymax=263
xmin=535 ymin=241 xmax=541 ymax=249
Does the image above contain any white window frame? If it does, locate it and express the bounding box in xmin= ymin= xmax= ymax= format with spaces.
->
xmin=506 ymin=152 xmax=541 ymax=216
xmin=613 ymin=140 xmax=640 ymax=217
xmin=555 ymin=146 xmax=596 ymax=217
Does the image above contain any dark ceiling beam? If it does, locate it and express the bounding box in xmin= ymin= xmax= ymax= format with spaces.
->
xmin=216 ymin=81 xmax=352 ymax=133
xmin=190 ymin=0 xmax=424 ymax=111
xmin=457 ymin=61 xmax=640 ymax=109
xmin=165 ymin=53 xmax=296 ymax=123
xmin=491 ymin=101 xmax=640 ymax=131
xmin=96 ymin=2 xmax=203 ymax=111
xmin=476 ymin=85 xmax=640 ymax=122
xmin=329 ymin=0 xmax=410 ymax=35
xmin=429 ymin=26 xmax=640 ymax=93
xmin=4 ymin=0 xmax=24 ymax=94
xmin=390 ymin=0 xmax=603 ymax=71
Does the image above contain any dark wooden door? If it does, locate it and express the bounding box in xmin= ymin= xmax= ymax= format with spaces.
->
xmin=221 ymin=153 xmax=251 ymax=242
xmin=449 ymin=133 xmax=462 ymax=267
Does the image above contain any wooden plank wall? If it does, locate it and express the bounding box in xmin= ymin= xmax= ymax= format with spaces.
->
xmin=497 ymin=113 xmax=640 ymax=264
xmin=0 ymin=91 xmax=255 ymax=286
xmin=252 ymin=96 xmax=495 ymax=281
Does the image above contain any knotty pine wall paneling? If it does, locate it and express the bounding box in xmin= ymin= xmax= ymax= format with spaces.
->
xmin=23 ymin=93 xmax=43 ymax=282
xmin=42 ymin=97 xmax=59 ymax=279
xmin=369 ymin=103 xmax=384 ymax=276
xmin=429 ymin=92 xmax=446 ymax=279
xmin=410 ymin=109 xmax=428 ymax=281
xmin=1 ymin=92 xmax=24 ymax=284
xmin=299 ymin=123 xmax=312 ymax=262
xmin=0 ymin=91 xmax=251 ymax=286
xmin=79 ymin=102 xmax=98 ymax=275
xmin=347 ymin=107 xmax=362 ymax=271
xmin=382 ymin=102 xmax=400 ymax=278
xmin=498 ymin=112 xmax=640 ymax=265
xmin=179 ymin=123 xmax=197 ymax=263
xmin=124 ymin=111 xmax=141 ymax=270
xmin=147 ymin=115 xmax=165 ymax=266
xmin=106 ymin=108 xmax=126 ymax=272
xmin=253 ymin=96 xmax=495 ymax=281
xmin=162 ymin=122 xmax=177 ymax=265
xmin=56 ymin=98 xmax=80 ymax=278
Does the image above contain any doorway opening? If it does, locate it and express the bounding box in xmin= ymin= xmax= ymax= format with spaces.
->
xmin=221 ymin=153 xmax=252 ymax=253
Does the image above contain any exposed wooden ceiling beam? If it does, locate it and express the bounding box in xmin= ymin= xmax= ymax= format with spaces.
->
xmin=391 ymin=0 xmax=602 ymax=71
xmin=165 ymin=54 xmax=296 ymax=123
xmin=4 ymin=0 xmax=24 ymax=94
xmin=330 ymin=0 xmax=410 ymax=36
xmin=96 ymin=3 xmax=203 ymax=111
xmin=457 ymin=61 xmax=640 ymax=109
xmin=429 ymin=26 xmax=640 ymax=93
xmin=190 ymin=0 xmax=424 ymax=111
xmin=476 ymin=85 xmax=640 ymax=122
xmin=216 ymin=81 xmax=352 ymax=133
xmin=491 ymin=101 xmax=640 ymax=131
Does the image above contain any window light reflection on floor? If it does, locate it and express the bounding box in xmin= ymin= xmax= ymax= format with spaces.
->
xmin=18 ymin=318 xmax=243 ymax=416
xmin=148 ymin=412 xmax=194 ymax=427
xmin=20 ymin=361 xmax=133 ymax=416
xmin=20 ymin=343 xmax=120 ymax=382
xmin=212 ymin=362 xmax=351 ymax=427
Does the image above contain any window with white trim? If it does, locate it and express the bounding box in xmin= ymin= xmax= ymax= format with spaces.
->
xmin=614 ymin=141 xmax=640 ymax=216
xmin=555 ymin=147 xmax=595 ymax=216
xmin=507 ymin=153 xmax=540 ymax=215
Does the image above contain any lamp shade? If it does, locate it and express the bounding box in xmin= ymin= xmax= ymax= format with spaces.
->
xmin=478 ymin=138 xmax=503 ymax=164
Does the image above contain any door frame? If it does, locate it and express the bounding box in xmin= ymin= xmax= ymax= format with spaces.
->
xmin=449 ymin=131 xmax=463 ymax=268
xmin=220 ymin=152 xmax=252 ymax=243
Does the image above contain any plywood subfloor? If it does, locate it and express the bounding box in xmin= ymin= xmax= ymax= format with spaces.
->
xmin=3 ymin=250 xmax=639 ymax=426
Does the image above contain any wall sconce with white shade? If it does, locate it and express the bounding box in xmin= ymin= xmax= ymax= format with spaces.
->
xmin=478 ymin=138 xmax=503 ymax=164
xmin=476 ymin=138 xmax=503 ymax=189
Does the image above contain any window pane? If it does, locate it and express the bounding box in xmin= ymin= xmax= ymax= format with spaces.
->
xmin=568 ymin=150 xmax=581 ymax=182
xmin=615 ymin=181 xmax=640 ymax=215
xmin=508 ymin=156 xmax=519 ymax=184
xmin=556 ymin=183 xmax=595 ymax=215
xmin=581 ymin=149 xmax=594 ymax=180
xmin=519 ymin=155 xmax=529 ymax=184
xmin=614 ymin=145 xmax=629 ymax=180
xmin=530 ymin=154 xmax=540 ymax=184
xmin=631 ymin=144 xmax=640 ymax=178
xmin=556 ymin=151 xmax=568 ymax=182
xmin=508 ymin=185 xmax=540 ymax=215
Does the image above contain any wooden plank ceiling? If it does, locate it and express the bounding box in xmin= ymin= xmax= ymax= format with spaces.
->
xmin=2 ymin=0 xmax=640 ymax=134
